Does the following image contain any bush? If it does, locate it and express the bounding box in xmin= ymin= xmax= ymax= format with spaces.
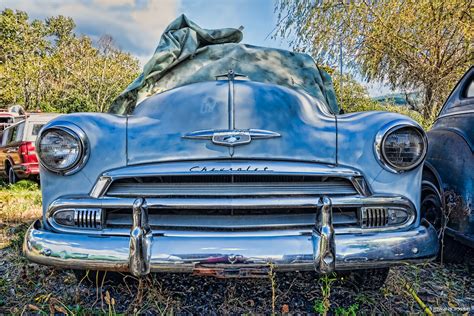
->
xmin=6 ymin=180 xmax=39 ymax=192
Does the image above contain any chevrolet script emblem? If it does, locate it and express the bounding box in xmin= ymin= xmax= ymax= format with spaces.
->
xmin=183 ymin=69 xmax=281 ymax=147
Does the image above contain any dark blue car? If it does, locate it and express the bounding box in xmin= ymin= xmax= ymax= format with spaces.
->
xmin=422 ymin=66 xmax=473 ymax=261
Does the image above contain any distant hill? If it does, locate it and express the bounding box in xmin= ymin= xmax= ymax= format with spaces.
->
xmin=373 ymin=92 xmax=422 ymax=108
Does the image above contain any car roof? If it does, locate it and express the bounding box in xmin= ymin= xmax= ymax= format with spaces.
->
xmin=2 ymin=113 xmax=60 ymax=130
xmin=26 ymin=113 xmax=61 ymax=122
xmin=439 ymin=66 xmax=474 ymax=116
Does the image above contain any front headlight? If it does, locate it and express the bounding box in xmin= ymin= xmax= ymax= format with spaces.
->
xmin=37 ymin=124 xmax=88 ymax=174
xmin=375 ymin=123 xmax=427 ymax=172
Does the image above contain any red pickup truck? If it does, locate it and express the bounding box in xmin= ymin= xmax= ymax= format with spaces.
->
xmin=0 ymin=113 xmax=59 ymax=184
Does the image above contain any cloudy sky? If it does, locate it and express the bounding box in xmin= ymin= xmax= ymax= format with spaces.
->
xmin=2 ymin=0 xmax=288 ymax=64
xmin=2 ymin=0 xmax=390 ymax=96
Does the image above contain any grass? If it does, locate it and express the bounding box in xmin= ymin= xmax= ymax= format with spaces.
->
xmin=0 ymin=182 xmax=472 ymax=314
xmin=0 ymin=180 xmax=42 ymax=249
xmin=0 ymin=180 xmax=42 ymax=223
xmin=313 ymin=273 xmax=337 ymax=315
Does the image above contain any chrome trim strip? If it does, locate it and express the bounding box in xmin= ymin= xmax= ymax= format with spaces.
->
xmin=222 ymin=69 xmax=239 ymax=130
xmin=105 ymin=212 xmax=357 ymax=230
xmin=90 ymin=176 xmax=112 ymax=198
xmin=436 ymin=109 xmax=474 ymax=120
xmin=49 ymin=195 xmax=414 ymax=212
xmin=105 ymin=181 xmax=358 ymax=197
xmin=101 ymin=161 xmax=362 ymax=179
xmin=93 ymin=160 xmax=367 ymax=196
xmin=350 ymin=176 xmax=372 ymax=196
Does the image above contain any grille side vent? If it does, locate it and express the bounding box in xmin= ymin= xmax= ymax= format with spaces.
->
xmin=74 ymin=209 xmax=102 ymax=229
xmin=360 ymin=207 xmax=388 ymax=228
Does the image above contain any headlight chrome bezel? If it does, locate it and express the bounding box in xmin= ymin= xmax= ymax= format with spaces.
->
xmin=374 ymin=122 xmax=427 ymax=173
xmin=37 ymin=123 xmax=89 ymax=175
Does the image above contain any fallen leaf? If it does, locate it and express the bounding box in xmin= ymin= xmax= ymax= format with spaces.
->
xmin=27 ymin=304 xmax=40 ymax=311
xmin=54 ymin=304 xmax=68 ymax=314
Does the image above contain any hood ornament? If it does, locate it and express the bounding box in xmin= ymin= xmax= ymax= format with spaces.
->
xmin=183 ymin=69 xmax=280 ymax=147
xmin=184 ymin=128 xmax=280 ymax=147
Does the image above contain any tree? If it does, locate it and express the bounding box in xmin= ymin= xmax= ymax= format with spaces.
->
xmin=0 ymin=9 xmax=49 ymax=109
xmin=323 ymin=66 xmax=429 ymax=128
xmin=275 ymin=0 xmax=473 ymax=119
xmin=0 ymin=9 xmax=140 ymax=113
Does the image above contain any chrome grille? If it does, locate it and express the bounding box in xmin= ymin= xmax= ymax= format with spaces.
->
xmin=105 ymin=175 xmax=358 ymax=197
xmin=102 ymin=174 xmax=360 ymax=231
xmin=105 ymin=207 xmax=359 ymax=231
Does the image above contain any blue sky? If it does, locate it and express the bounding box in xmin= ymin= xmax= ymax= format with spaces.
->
xmin=179 ymin=0 xmax=290 ymax=51
xmin=2 ymin=0 xmax=390 ymax=96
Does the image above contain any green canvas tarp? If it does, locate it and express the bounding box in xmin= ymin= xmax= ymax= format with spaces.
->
xmin=109 ymin=14 xmax=339 ymax=115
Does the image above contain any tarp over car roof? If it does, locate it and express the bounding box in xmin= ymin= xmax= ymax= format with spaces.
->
xmin=109 ymin=14 xmax=339 ymax=115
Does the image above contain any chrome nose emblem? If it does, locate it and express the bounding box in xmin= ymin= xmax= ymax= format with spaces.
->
xmin=213 ymin=131 xmax=251 ymax=146
xmin=184 ymin=129 xmax=279 ymax=147
xmin=224 ymin=136 xmax=239 ymax=143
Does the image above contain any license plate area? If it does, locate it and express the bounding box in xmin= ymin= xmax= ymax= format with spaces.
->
xmin=192 ymin=266 xmax=271 ymax=278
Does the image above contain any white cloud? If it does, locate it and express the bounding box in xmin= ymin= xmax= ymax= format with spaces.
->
xmin=94 ymin=0 xmax=136 ymax=6
xmin=2 ymin=0 xmax=179 ymax=64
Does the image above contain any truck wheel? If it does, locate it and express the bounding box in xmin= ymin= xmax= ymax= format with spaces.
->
xmin=421 ymin=183 xmax=442 ymax=230
xmin=8 ymin=167 xmax=17 ymax=185
xmin=348 ymin=268 xmax=390 ymax=290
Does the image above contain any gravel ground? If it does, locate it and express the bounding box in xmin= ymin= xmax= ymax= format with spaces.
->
xmin=1 ymin=223 xmax=473 ymax=315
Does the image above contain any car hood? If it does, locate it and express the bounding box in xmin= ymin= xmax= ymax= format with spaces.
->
xmin=127 ymin=80 xmax=337 ymax=165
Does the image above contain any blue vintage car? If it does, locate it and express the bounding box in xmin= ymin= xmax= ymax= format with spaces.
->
xmin=23 ymin=16 xmax=438 ymax=289
xmin=422 ymin=66 xmax=473 ymax=261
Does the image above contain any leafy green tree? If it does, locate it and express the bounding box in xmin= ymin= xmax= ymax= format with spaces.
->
xmin=323 ymin=66 xmax=430 ymax=128
xmin=0 ymin=9 xmax=49 ymax=109
xmin=275 ymin=0 xmax=473 ymax=119
xmin=0 ymin=9 xmax=139 ymax=113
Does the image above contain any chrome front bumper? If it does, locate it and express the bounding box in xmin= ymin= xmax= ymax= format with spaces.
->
xmin=24 ymin=197 xmax=439 ymax=277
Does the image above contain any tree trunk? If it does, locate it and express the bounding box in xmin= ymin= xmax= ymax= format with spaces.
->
xmin=422 ymin=85 xmax=434 ymax=120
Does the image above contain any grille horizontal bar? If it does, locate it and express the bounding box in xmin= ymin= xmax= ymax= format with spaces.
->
xmin=106 ymin=182 xmax=357 ymax=197
xmin=105 ymin=210 xmax=358 ymax=230
xmin=105 ymin=175 xmax=358 ymax=197
xmin=46 ymin=195 xmax=415 ymax=235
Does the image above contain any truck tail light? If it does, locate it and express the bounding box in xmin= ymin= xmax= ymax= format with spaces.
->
xmin=19 ymin=141 xmax=37 ymax=164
